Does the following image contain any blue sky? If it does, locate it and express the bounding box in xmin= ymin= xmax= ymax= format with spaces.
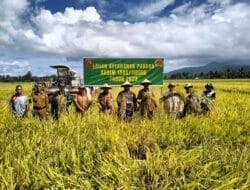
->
xmin=0 ymin=0 xmax=250 ymax=76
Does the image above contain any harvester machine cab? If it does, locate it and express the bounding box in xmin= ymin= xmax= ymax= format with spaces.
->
xmin=50 ymin=65 xmax=74 ymax=86
xmin=47 ymin=65 xmax=81 ymax=100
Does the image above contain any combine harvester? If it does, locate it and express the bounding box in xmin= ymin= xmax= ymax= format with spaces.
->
xmin=47 ymin=65 xmax=93 ymax=101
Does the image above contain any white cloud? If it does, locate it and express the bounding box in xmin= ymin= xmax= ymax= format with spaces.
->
xmin=130 ymin=0 xmax=175 ymax=19
xmin=33 ymin=6 xmax=100 ymax=34
xmin=171 ymin=2 xmax=191 ymax=15
xmin=0 ymin=0 xmax=30 ymax=47
xmin=0 ymin=60 xmax=31 ymax=75
xmin=208 ymin=0 xmax=232 ymax=6
xmin=0 ymin=0 xmax=29 ymax=21
xmin=36 ymin=6 xmax=100 ymax=25
xmin=0 ymin=0 xmax=250 ymax=75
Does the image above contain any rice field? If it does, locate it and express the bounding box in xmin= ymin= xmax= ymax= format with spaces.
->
xmin=0 ymin=79 xmax=249 ymax=189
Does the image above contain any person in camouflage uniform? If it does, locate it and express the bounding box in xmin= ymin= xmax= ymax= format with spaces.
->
xmin=203 ymin=83 xmax=216 ymax=100
xmin=200 ymin=83 xmax=216 ymax=113
xmin=31 ymin=82 xmax=49 ymax=120
xmin=97 ymin=83 xmax=113 ymax=114
xmin=51 ymin=82 xmax=72 ymax=120
xmin=137 ymin=79 xmax=157 ymax=119
xmin=160 ymin=83 xmax=184 ymax=119
xmin=73 ymin=86 xmax=91 ymax=114
xmin=117 ymin=81 xmax=137 ymax=121
xmin=182 ymin=83 xmax=202 ymax=117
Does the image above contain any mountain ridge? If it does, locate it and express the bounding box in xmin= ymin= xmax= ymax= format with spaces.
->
xmin=166 ymin=59 xmax=250 ymax=76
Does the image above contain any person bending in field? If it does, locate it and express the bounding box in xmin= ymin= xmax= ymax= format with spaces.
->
xmin=160 ymin=83 xmax=184 ymax=119
xmin=9 ymin=85 xmax=29 ymax=117
xmin=73 ymin=86 xmax=91 ymax=114
xmin=137 ymin=79 xmax=158 ymax=119
xmin=97 ymin=83 xmax=113 ymax=114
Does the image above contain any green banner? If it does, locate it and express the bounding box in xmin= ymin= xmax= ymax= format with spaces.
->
xmin=83 ymin=58 xmax=164 ymax=86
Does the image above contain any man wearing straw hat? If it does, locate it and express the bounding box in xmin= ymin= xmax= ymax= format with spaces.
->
xmin=117 ymin=81 xmax=137 ymax=121
xmin=97 ymin=83 xmax=113 ymax=113
xmin=160 ymin=83 xmax=184 ymax=119
xmin=183 ymin=83 xmax=202 ymax=116
xmin=137 ymin=79 xmax=157 ymax=119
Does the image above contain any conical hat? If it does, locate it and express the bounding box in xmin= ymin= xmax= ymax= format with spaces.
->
xmin=79 ymin=85 xmax=86 ymax=89
xmin=141 ymin=79 xmax=152 ymax=85
xmin=184 ymin=83 xmax=193 ymax=88
xmin=121 ymin=81 xmax=133 ymax=87
xmin=100 ymin=83 xmax=112 ymax=89
xmin=168 ymin=82 xmax=176 ymax=87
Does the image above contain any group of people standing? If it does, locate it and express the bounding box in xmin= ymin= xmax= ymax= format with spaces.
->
xmin=98 ymin=79 xmax=158 ymax=121
xmin=160 ymin=82 xmax=216 ymax=119
xmin=9 ymin=79 xmax=216 ymax=121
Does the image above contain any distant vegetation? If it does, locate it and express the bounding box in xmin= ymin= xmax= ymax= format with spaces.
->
xmin=0 ymin=67 xmax=249 ymax=83
xmin=166 ymin=68 xmax=250 ymax=79
xmin=0 ymin=71 xmax=56 ymax=82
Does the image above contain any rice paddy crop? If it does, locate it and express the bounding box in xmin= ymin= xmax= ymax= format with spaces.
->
xmin=0 ymin=79 xmax=249 ymax=189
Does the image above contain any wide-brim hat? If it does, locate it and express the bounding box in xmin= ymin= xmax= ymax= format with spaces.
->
xmin=121 ymin=81 xmax=133 ymax=87
xmin=100 ymin=83 xmax=112 ymax=89
xmin=184 ymin=83 xmax=193 ymax=88
xmin=141 ymin=79 xmax=152 ymax=85
xmin=205 ymin=83 xmax=214 ymax=89
xmin=168 ymin=82 xmax=176 ymax=87
xmin=79 ymin=85 xmax=86 ymax=89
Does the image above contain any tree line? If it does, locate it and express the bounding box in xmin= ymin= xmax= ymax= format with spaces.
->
xmin=166 ymin=68 xmax=250 ymax=79
xmin=0 ymin=68 xmax=249 ymax=82
xmin=0 ymin=71 xmax=56 ymax=82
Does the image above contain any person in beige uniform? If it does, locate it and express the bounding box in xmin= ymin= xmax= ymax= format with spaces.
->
xmin=32 ymin=82 xmax=49 ymax=120
xmin=137 ymin=79 xmax=157 ymax=119
xmin=73 ymin=86 xmax=90 ymax=114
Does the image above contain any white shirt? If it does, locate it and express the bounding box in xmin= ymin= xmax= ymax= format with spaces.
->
xmin=161 ymin=92 xmax=184 ymax=114
xmin=10 ymin=95 xmax=28 ymax=117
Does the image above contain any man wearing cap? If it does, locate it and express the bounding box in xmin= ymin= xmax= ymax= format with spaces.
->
xmin=51 ymin=82 xmax=72 ymax=120
xmin=117 ymin=81 xmax=137 ymax=120
xmin=9 ymin=85 xmax=29 ymax=117
xmin=137 ymin=79 xmax=157 ymax=119
xmin=73 ymin=85 xmax=90 ymax=113
xmin=200 ymin=83 xmax=216 ymax=112
xmin=160 ymin=83 xmax=184 ymax=119
xmin=183 ymin=83 xmax=202 ymax=116
xmin=97 ymin=83 xmax=113 ymax=113
xmin=31 ymin=82 xmax=49 ymax=120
